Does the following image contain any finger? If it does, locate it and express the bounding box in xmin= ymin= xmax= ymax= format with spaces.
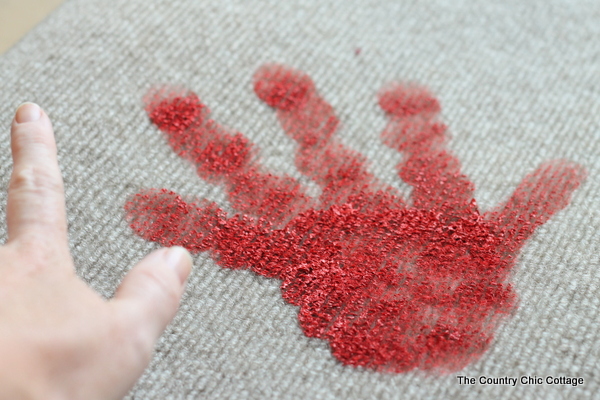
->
xmin=125 ymin=188 xmax=220 ymax=252
xmin=378 ymin=84 xmax=475 ymax=216
xmin=145 ymin=88 xmax=311 ymax=224
xmin=7 ymin=103 xmax=67 ymax=246
xmin=486 ymin=160 xmax=586 ymax=249
xmin=111 ymin=247 xmax=192 ymax=361
xmin=253 ymin=64 xmax=395 ymax=207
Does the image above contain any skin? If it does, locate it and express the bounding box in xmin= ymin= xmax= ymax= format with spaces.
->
xmin=0 ymin=103 xmax=192 ymax=400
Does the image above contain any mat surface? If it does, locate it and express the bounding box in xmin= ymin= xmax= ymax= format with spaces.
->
xmin=0 ymin=1 xmax=599 ymax=399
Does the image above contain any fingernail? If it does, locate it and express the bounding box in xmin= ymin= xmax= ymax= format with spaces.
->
xmin=164 ymin=246 xmax=192 ymax=285
xmin=15 ymin=103 xmax=41 ymax=123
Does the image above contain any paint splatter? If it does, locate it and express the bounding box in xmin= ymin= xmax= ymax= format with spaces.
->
xmin=126 ymin=64 xmax=586 ymax=373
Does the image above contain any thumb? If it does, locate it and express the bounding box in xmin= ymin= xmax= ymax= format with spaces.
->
xmin=112 ymin=247 xmax=192 ymax=350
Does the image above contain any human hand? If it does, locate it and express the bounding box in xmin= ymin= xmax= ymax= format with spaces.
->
xmin=0 ymin=103 xmax=192 ymax=400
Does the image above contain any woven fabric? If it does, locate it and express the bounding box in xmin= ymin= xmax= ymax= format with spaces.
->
xmin=0 ymin=1 xmax=599 ymax=398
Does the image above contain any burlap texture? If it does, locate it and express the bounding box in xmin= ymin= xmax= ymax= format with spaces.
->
xmin=0 ymin=1 xmax=599 ymax=398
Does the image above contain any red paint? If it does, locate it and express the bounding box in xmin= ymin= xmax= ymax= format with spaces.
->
xmin=126 ymin=64 xmax=586 ymax=373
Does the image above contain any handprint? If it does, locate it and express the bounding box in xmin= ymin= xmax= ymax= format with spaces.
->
xmin=125 ymin=64 xmax=586 ymax=373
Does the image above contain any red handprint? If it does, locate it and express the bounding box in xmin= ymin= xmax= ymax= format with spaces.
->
xmin=125 ymin=64 xmax=586 ymax=373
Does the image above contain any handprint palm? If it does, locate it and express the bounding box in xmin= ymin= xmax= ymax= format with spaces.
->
xmin=125 ymin=64 xmax=585 ymax=373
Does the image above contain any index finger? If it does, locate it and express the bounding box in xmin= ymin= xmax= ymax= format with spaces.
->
xmin=6 ymin=103 xmax=68 ymax=249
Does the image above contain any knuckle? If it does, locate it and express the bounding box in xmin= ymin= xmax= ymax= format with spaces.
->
xmin=16 ymin=228 xmax=69 ymax=259
xmin=12 ymin=238 xmax=64 ymax=273
xmin=8 ymin=167 xmax=35 ymax=192
xmin=9 ymin=166 xmax=64 ymax=196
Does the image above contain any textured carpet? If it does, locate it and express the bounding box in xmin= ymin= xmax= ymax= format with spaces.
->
xmin=0 ymin=1 xmax=599 ymax=399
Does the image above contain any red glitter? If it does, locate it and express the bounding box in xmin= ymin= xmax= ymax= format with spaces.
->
xmin=126 ymin=64 xmax=586 ymax=373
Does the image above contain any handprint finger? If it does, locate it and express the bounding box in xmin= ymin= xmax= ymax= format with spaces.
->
xmin=125 ymin=188 xmax=292 ymax=278
xmin=125 ymin=189 xmax=220 ymax=252
xmin=379 ymin=84 xmax=475 ymax=217
xmin=486 ymin=160 xmax=586 ymax=251
xmin=254 ymin=64 xmax=403 ymax=208
xmin=144 ymin=88 xmax=311 ymax=225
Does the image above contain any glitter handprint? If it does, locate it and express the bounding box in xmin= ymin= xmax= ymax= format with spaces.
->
xmin=125 ymin=64 xmax=586 ymax=373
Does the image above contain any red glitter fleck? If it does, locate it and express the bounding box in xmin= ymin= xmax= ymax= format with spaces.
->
xmin=126 ymin=64 xmax=586 ymax=373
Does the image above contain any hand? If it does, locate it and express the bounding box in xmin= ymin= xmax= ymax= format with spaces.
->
xmin=126 ymin=64 xmax=585 ymax=373
xmin=0 ymin=103 xmax=192 ymax=400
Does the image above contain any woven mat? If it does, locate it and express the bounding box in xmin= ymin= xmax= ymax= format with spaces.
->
xmin=0 ymin=1 xmax=598 ymax=398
